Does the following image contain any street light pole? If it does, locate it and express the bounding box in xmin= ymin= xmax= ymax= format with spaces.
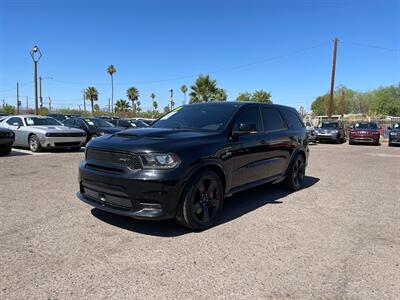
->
xmin=168 ymin=89 xmax=174 ymax=110
xmin=39 ymin=76 xmax=43 ymax=113
xmin=30 ymin=45 xmax=42 ymax=115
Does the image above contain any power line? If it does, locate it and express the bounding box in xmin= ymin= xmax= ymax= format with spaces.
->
xmin=342 ymin=41 xmax=400 ymax=52
xmin=41 ymin=42 xmax=331 ymax=87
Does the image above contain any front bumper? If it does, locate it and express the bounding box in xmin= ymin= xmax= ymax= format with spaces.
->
xmin=389 ymin=136 xmax=400 ymax=144
xmin=77 ymin=161 xmax=184 ymax=220
xmin=316 ymin=133 xmax=338 ymax=141
xmin=0 ymin=137 xmax=14 ymax=149
xmin=350 ymin=136 xmax=379 ymax=144
xmin=40 ymin=136 xmax=86 ymax=148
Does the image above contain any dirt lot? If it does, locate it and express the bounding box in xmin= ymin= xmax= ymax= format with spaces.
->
xmin=1 ymin=143 xmax=399 ymax=299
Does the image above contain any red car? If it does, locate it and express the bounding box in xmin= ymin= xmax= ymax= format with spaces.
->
xmin=349 ymin=122 xmax=380 ymax=145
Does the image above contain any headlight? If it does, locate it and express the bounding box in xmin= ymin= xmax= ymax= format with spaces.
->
xmin=140 ymin=153 xmax=181 ymax=169
xmin=331 ymin=130 xmax=338 ymax=133
xmin=9 ymin=132 xmax=14 ymax=137
xmin=99 ymin=132 xmax=105 ymax=136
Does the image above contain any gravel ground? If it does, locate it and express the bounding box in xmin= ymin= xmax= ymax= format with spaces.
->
xmin=0 ymin=143 xmax=399 ymax=299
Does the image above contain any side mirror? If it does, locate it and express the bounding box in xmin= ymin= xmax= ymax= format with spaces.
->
xmin=12 ymin=122 xmax=21 ymax=128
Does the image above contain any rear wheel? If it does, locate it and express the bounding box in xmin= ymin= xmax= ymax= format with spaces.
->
xmin=175 ymin=171 xmax=224 ymax=230
xmin=283 ymin=154 xmax=305 ymax=191
xmin=29 ymin=135 xmax=42 ymax=152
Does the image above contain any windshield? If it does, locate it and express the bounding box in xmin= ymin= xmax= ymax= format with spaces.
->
xmin=152 ymin=105 xmax=238 ymax=131
xmin=25 ymin=117 xmax=62 ymax=126
xmin=129 ymin=120 xmax=149 ymax=127
xmin=354 ymin=123 xmax=378 ymax=129
xmin=319 ymin=122 xmax=338 ymax=129
xmin=84 ymin=118 xmax=114 ymax=127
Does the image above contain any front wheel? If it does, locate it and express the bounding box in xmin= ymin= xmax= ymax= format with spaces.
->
xmin=175 ymin=171 xmax=224 ymax=230
xmin=0 ymin=146 xmax=12 ymax=156
xmin=283 ymin=154 xmax=305 ymax=191
xmin=29 ymin=135 xmax=42 ymax=152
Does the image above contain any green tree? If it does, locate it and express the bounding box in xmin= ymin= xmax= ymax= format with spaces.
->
xmin=136 ymin=100 xmax=142 ymax=113
xmin=115 ymin=99 xmax=131 ymax=112
xmin=163 ymin=106 xmax=170 ymax=113
xmin=181 ymin=85 xmax=188 ymax=104
xmin=107 ymin=65 xmax=116 ymax=112
xmin=127 ymin=87 xmax=139 ymax=113
xmin=0 ymin=104 xmax=15 ymax=114
xmin=236 ymin=91 xmax=252 ymax=101
xmin=369 ymin=84 xmax=400 ymax=116
xmin=189 ymin=75 xmax=227 ymax=103
xmin=150 ymin=93 xmax=157 ymax=111
xmin=236 ymin=90 xmax=272 ymax=103
xmin=85 ymin=86 xmax=99 ymax=113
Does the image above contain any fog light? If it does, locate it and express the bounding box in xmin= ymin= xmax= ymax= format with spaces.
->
xmin=140 ymin=203 xmax=162 ymax=211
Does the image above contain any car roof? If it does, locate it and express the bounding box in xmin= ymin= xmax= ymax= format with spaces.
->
xmin=181 ymin=101 xmax=298 ymax=112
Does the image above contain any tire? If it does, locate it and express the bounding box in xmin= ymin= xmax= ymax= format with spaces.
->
xmin=349 ymin=140 xmax=354 ymax=145
xmin=29 ymin=134 xmax=42 ymax=152
xmin=0 ymin=146 xmax=12 ymax=156
xmin=175 ymin=170 xmax=224 ymax=230
xmin=283 ymin=154 xmax=305 ymax=191
xmin=389 ymin=142 xmax=393 ymax=147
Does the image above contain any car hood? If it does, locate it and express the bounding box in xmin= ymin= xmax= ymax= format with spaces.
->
xmin=28 ymin=125 xmax=85 ymax=133
xmin=87 ymin=127 xmax=219 ymax=152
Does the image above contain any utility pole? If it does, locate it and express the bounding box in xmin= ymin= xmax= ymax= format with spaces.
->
xmin=108 ymin=98 xmax=110 ymax=112
xmin=26 ymin=96 xmax=29 ymax=111
xmin=168 ymin=89 xmax=174 ymax=110
xmin=39 ymin=76 xmax=43 ymax=113
xmin=328 ymin=37 xmax=338 ymax=119
xmin=339 ymin=89 xmax=345 ymax=117
xmin=30 ymin=46 xmax=42 ymax=115
xmin=16 ymin=82 xmax=20 ymax=114
xmin=48 ymin=96 xmax=52 ymax=112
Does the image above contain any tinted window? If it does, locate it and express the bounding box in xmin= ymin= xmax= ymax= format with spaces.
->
xmin=153 ymin=105 xmax=238 ymax=131
xmin=354 ymin=122 xmax=378 ymax=129
xmin=83 ymin=118 xmax=114 ymax=127
xmin=282 ymin=109 xmax=303 ymax=129
xmin=63 ymin=118 xmax=75 ymax=126
xmin=235 ymin=106 xmax=263 ymax=132
xmin=24 ymin=117 xmax=61 ymax=126
xmin=262 ymin=108 xmax=287 ymax=131
xmin=7 ymin=117 xmax=23 ymax=126
xmin=319 ymin=122 xmax=339 ymax=129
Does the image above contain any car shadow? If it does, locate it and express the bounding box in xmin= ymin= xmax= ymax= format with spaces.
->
xmin=3 ymin=150 xmax=32 ymax=157
xmin=91 ymin=176 xmax=320 ymax=237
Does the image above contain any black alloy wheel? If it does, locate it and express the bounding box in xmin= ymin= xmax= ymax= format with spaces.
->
xmin=176 ymin=171 xmax=224 ymax=230
xmin=283 ymin=154 xmax=305 ymax=191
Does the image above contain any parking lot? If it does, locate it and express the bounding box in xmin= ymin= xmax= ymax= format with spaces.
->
xmin=1 ymin=143 xmax=399 ymax=299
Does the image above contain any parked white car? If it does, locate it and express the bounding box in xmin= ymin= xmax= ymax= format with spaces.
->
xmin=0 ymin=115 xmax=86 ymax=152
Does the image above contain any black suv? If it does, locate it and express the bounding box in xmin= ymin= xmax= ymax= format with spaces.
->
xmin=77 ymin=102 xmax=309 ymax=230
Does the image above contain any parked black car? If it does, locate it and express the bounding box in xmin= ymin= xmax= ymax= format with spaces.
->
xmin=0 ymin=127 xmax=15 ymax=155
xmin=389 ymin=123 xmax=400 ymax=146
xmin=63 ymin=117 xmax=125 ymax=143
xmin=109 ymin=118 xmax=149 ymax=129
xmin=315 ymin=121 xmax=346 ymax=143
xmin=77 ymin=102 xmax=309 ymax=230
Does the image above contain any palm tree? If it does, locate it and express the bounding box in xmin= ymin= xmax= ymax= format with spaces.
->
xmin=107 ymin=65 xmax=116 ymax=112
xmin=150 ymin=93 xmax=157 ymax=116
xmin=136 ymin=100 xmax=141 ymax=113
xmin=181 ymin=85 xmax=188 ymax=104
xmin=189 ymin=74 xmax=226 ymax=103
xmin=115 ymin=99 xmax=131 ymax=112
xmin=85 ymin=86 xmax=99 ymax=113
xmin=107 ymin=65 xmax=117 ymax=112
xmin=127 ymin=87 xmax=139 ymax=114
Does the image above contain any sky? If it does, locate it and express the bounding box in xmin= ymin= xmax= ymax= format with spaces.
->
xmin=0 ymin=0 xmax=399 ymax=111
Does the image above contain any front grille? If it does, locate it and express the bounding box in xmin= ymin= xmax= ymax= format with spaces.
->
xmin=86 ymin=149 xmax=142 ymax=170
xmin=0 ymin=132 xmax=14 ymax=138
xmin=54 ymin=142 xmax=81 ymax=147
xmin=46 ymin=132 xmax=86 ymax=137
xmin=83 ymin=187 xmax=133 ymax=209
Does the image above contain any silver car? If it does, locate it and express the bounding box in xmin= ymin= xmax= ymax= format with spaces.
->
xmin=0 ymin=115 xmax=86 ymax=152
